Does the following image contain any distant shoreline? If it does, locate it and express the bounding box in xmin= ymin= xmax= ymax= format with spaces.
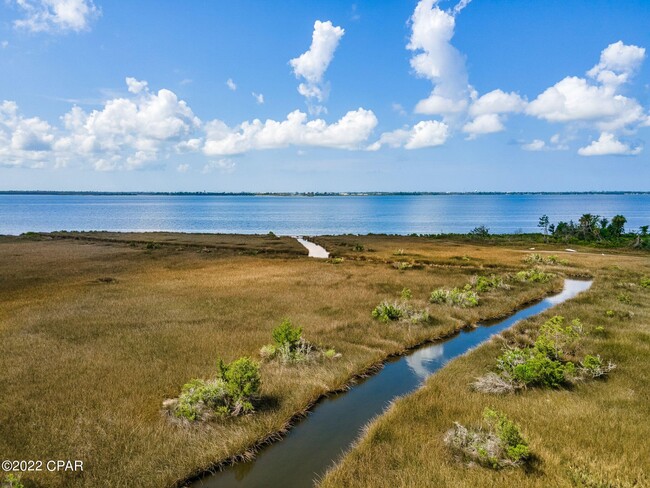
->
xmin=1 ymin=191 xmax=649 ymax=196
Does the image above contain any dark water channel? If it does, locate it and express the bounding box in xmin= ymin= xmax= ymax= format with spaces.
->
xmin=191 ymin=279 xmax=592 ymax=488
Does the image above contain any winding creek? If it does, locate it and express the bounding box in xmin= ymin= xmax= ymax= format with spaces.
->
xmin=191 ymin=279 xmax=592 ymax=488
xmin=295 ymin=237 xmax=330 ymax=258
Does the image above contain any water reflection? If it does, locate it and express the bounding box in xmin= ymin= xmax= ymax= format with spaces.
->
xmin=192 ymin=279 xmax=592 ymax=488
xmin=405 ymin=344 xmax=444 ymax=379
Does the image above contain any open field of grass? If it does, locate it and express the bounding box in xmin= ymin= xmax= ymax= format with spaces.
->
xmin=0 ymin=233 xmax=578 ymax=487
xmin=320 ymin=250 xmax=650 ymax=488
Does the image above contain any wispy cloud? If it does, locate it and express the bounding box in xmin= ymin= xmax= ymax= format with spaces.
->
xmin=12 ymin=0 xmax=100 ymax=33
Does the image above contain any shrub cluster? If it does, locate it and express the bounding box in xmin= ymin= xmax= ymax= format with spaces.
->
xmin=471 ymin=274 xmax=510 ymax=293
xmin=430 ymin=285 xmax=479 ymax=308
xmin=170 ymin=357 xmax=261 ymax=422
xmin=445 ymin=408 xmax=530 ymax=469
xmin=523 ymin=253 xmax=568 ymax=266
xmin=372 ymin=300 xmax=431 ymax=324
xmin=2 ymin=475 xmax=24 ymax=488
xmin=641 ymin=277 xmax=650 ymax=288
xmin=473 ymin=316 xmax=615 ymax=393
xmin=260 ymin=319 xmax=339 ymax=363
xmin=515 ymin=268 xmax=554 ymax=283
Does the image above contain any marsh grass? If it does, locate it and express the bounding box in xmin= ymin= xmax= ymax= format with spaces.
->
xmin=320 ymin=251 xmax=649 ymax=488
xmin=0 ymin=234 xmax=567 ymax=487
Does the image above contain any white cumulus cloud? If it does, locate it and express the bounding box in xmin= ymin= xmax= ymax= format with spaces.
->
xmin=54 ymin=78 xmax=201 ymax=169
xmin=0 ymin=100 xmax=55 ymax=167
xmin=226 ymin=78 xmax=237 ymax=91
xmin=577 ymin=132 xmax=642 ymax=156
xmin=527 ymin=42 xmax=647 ymax=132
xmin=252 ymin=92 xmax=265 ymax=105
xmin=368 ymin=120 xmax=449 ymax=150
xmin=12 ymin=0 xmax=100 ymax=33
xmin=203 ymin=108 xmax=377 ymax=156
xmin=290 ymin=20 xmax=345 ymax=114
xmin=462 ymin=114 xmax=504 ymax=137
xmin=408 ymin=0 xmax=471 ymax=116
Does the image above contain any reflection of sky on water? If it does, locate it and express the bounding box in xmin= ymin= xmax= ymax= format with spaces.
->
xmin=405 ymin=344 xmax=445 ymax=380
xmin=545 ymin=279 xmax=593 ymax=305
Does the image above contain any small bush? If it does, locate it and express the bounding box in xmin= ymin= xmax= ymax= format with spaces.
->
xmin=516 ymin=269 xmax=554 ymax=283
xmin=171 ymin=357 xmax=262 ymax=422
xmin=352 ymin=243 xmax=365 ymax=252
xmin=2 ymin=474 xmax=24 ymax=488
xmin=324 ymin=349 xmax=339 ymax=359
xmin=277 ymin=338 xmax=314 ymax=363
xmin=217 ymin=357 xmax=261 ymax=415
xmin=444 ymin=408 xmax=530 ymax=469
xmin=174 ymin=378 xmax=229 ymax=422
xmin=372 ymin=301 xmax=404 ymax=322
xmin=430 ymin=286 xmax=479 ymax=308
xmin=523 ymin=254 xmax=568 ymax=266
xmin=272 ymin=319 xmax=303 ymax=349
xmin=496 ymin=347 xmax=573 ymax=388
xmin=535 ymin=316 xmax=583 ymax=359
xmin=641 ymin=277 xmax=650 ymax=288
xmin=617 ymin=292 xmax=632 ymax=304
xmin=523 ymin=253 xmax=544 ymax=264
xmin=472 ymin=274 xmax=509 ymax=293
xmin=372 ymin=301 xmax=431 ymax=325
xmin=400 ymin=287 xmax=412 ymax=300
xmin=579 ymin=355 xmax=616 ymax=379
xmin=259 ymin=344 xmax=277 ymax=360
xmin=429 ymin=289 xmax=447 ymax=304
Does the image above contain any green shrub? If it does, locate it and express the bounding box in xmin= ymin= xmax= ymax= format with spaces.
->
xmin=174 ymin=378 xmax=229 ymax=421
xmin=352 ymin=243 xmax=365 ymax=252
xmin=400 ymin=287 xmax=412 ymax=300
xmin=523 ymin=253 xmax=544 ymax=264
xmin=579 ymin=354 xmax=616 ymax=378
xmin=472 ymin=274 xmax=508 ymax=293
xmin=277 ymin=339 xmax=314 ymax=363
xmin=372 ymin=301 xmax=404 ymax=322
xmin=617 ymin=292 xmax=632 ymax=304
xmin=372 ymin=301 xmax=431 ymax=325
xmin=483 ymin=408 xmax=530 ymax=463
xmin=430 ymin=286 xmax=479 ymax=307
xmin=3 ymin=474 xmax=24 ymax=488
xmin=444 ymin=409 xmax=530 ymax=469
xmin=324 ymin=349 xmax=337 ymax=359
xmin=516 ymin=268 xmax=554 ymax=283
xmin=272 ymin=319 xmax=303 ymax=349
xmin=172 ymin=357 xmax=261 ymax=422
xmin=535 ymin=316 xmax=583 ymax=358
xmin=429 ymin=289 xmax=447 ymax=304
xmin=496 ymin=347 xmax=573 ymax=388
xmin=641 ymin=277 xmax=650 ymax=288
xmin=217 ymin=357 xmax=261 ymax=415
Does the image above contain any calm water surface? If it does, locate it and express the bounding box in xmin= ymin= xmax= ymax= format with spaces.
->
xmin=191 ymin=279 xmax=592 ymax=488
xmin=1 ymin=194 xmax=648 ymax=235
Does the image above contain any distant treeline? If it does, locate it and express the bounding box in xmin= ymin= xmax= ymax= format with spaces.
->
xmin=461 ymin=214 xmax=649 ymax=249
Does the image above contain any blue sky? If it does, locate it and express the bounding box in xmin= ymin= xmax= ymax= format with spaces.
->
xmin=1 ymin=0 xmax=649 ymax=192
